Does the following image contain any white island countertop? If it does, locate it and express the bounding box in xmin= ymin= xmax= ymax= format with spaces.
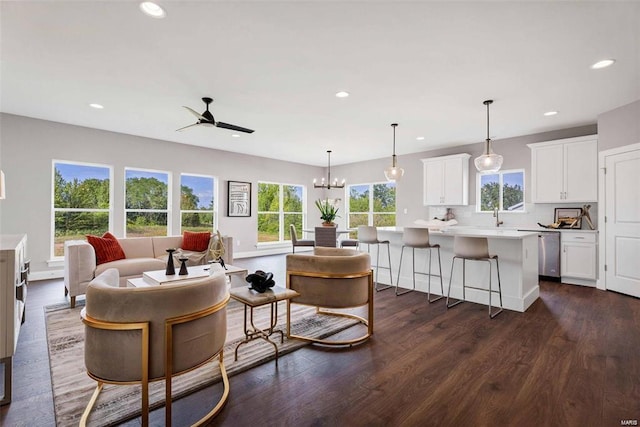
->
xmin=375 ymin=226 xmax=539 ymax=312
xmin=377 ymin=226 xmax=538 ymax=239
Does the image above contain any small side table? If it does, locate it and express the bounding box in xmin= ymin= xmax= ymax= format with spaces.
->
xmin=229 ymin=286 xmax=300 ymax=363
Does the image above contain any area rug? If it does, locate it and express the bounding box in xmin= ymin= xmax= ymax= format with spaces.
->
xmin=45 ymin=298 xmax=362 ymax=426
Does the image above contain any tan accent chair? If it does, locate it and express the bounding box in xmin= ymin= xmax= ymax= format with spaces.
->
xmin=286 ymin=247 xmax=373 ymax=346
xmin=290 ymin=224 xmax=314 ymax=253
xmin=80 ymin=268 xmax=230 ymax=426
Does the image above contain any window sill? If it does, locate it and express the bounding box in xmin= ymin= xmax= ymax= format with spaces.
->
xmin=47 ymin=259 xmax=64 ymax=268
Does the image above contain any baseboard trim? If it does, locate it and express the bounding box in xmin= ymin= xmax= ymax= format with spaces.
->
xmin=29 ymin=269 xmax=64 ymax=281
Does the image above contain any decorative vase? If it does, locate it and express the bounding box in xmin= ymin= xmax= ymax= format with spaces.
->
xmin=178 ymin=257 xmax=189 ymax=275
xmin=165 ymin=248 xmax=176 ymax=275
xmin=322 ymin=222 xmax=335 ymax=227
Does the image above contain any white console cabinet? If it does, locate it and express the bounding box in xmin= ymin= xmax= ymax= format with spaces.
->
xmin=528 ymin=135 xmax=598 ymax=203
xmin=561 ymin=231 xmax=597 ymax=286
xmin=1 ymin=234 xmax=28 ymax=405
xmin=421 ymin=153 xmax=470 ymax=206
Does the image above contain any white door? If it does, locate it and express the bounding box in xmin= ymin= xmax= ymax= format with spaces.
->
xmin=605 ymin=147 xmax=640 ymax=297
xmin=565 ymin=139 xmax=598 ymax=202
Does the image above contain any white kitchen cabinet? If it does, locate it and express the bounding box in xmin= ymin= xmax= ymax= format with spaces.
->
xmin=528 ymin=135 xmax=598 ymax=203
xmin=561 ymin=231 xmax=597 ymax=286
xmin=421 ymin=153 xmax=470 ymax=206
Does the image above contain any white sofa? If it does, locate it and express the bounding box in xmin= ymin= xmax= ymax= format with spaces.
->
xmin=64 ymin=234 xmax=233 ymax=307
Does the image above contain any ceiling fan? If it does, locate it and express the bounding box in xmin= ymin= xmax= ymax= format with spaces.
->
xmin=176 ymin=97 xmax=254 ymax=133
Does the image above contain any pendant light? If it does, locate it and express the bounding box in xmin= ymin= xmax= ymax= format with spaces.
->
xmin=474 ymin=100 xmax=503 ymax=173
xmin=384 ymin=123 xmax=404 ymax=182
xmin=313 ymin=150 xmax=345 ymax=189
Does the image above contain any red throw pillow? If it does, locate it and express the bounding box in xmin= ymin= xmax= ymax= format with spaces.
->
xmin=86 ymin=232 xmax=126 ymax=265
xmin=182 ymin=231 xmax=211 ymax=252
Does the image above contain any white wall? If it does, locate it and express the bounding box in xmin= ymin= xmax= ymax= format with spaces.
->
xmin=0 ymin=113 xmax=331 ymax=274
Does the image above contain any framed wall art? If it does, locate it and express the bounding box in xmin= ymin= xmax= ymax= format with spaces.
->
xmin=554 ymin=207 xmax=582 ymax=229
xmin=227 ymin=181 xmax=251 ymax=217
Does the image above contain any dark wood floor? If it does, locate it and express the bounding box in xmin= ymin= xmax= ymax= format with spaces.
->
xmin=1 ymin=254 xmax=639 ymax=426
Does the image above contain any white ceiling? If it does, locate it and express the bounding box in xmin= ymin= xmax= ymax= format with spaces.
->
xmin=1 ymin=1 xmax=639 ymax=166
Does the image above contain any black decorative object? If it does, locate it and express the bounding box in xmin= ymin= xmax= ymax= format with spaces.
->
xmin=178 ymin=257 xmax=189 ymax=275
xmin=245 ymin=270 xmax=276 ymax=293
xmin=165 ymin=248 xmax=176 ymax=275
xmin=208 ymin=257 xmax=227 ymax=270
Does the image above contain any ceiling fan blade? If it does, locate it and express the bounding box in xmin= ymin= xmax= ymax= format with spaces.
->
xmin=215 ymin=121 xmax=255 ymax=134
xmin=183 ymin=106 xmax=206 ymax=121
xmin=175 ymin=123 xmax=200 ymax=132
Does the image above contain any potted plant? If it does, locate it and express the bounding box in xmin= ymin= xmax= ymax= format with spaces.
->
xmin=315 ymin=199 xmax=340 ymax=226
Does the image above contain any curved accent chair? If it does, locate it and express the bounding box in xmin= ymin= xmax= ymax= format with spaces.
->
xmin=80 ymin=268 xmax=230 ymax=427
xmin=286 ymin=247 xmax=373 ymax=346
xmin=290 ymin=224 xmax=314 ymax=253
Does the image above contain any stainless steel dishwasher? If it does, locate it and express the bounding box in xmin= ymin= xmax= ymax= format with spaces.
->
xmin=519 ymin=229 xmax=561 ymax=279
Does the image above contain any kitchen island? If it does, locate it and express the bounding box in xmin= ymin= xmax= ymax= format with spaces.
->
xmin=373 ymin=227 xmax=539 ymax=312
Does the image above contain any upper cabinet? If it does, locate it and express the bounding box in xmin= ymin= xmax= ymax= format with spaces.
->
xmin=421 ymin=153 xmax=470 ymax=206
xmin=528 ymin=135 xmax=598 ymax=203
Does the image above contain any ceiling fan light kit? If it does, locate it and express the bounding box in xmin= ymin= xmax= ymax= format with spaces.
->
xmin=474 ymin=99 xmax=503 ymax=173
xmin=314 ymin=150 xmax=345 ymax=189
xmin=177 ymin=97 xmax=255 ymax=134
xmin=384 ymin=123 xmax=404 ymax=182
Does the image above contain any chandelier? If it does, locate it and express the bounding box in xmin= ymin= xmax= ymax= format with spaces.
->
xmin=314 ymin=150 xmax=345 ymax=189
xmin=474 ymin=99 xmax=503 ymax=173
xmin=384 ymin=123 xmax=404 ymax=182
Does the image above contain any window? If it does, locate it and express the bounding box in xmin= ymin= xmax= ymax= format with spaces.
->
xmin=125 ymin=168 xmax=170 ymax=237
xmin=180 ymin=174 xmax=217 ymax=233
xmin=52 ymin=161 xmax=112 ymax=257
xmin=257 ymin=182 xmax=305 ymax=243
xmin=477 ymin=169 xmax=525 ymax=212
xmin=347 ymin=182 xmax=396 ymax=230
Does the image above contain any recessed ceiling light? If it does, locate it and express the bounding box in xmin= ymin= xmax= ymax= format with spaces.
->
xmin=590 ymin=59 xmax=615 ymax=69
xmin=89 ymin=103 xmax=104 ymax=109
xmin=543 ymin=111 xmax=558 ymax=116
xmin=139 ymin=2 xmax=166 ymax=18
xmin=335 ymin=91 xmax=349 ymax=98
xmin=231 ymin=134 xmax=240 ymax=138
xmin=416 ymin=136 xmax=425 ymax=140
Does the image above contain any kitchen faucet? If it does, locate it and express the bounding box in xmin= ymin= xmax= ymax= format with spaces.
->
xmin=493 ymin=207 xmax=503 ymax=227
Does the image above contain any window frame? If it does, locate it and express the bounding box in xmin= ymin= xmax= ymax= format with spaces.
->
xmin=124 ymin=167 xmax=172 ymax=237
xmin=179 ymin=173 xmax=218 ymax=233
xmin=51 ymin=159 xmax=113 ymax=259
xmin=257 ymin=181 xmax=306 ymax=244
xmin=475 ymin=168 xmax=526 ymax=213
xmin=346 ymin=181 xmax=397 ymax=228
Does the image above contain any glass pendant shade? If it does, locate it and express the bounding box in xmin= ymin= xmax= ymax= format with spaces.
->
xmin=385 ymin=123 xmax=404 ymax=182
xmin=474 ymin=140 xmax=503 ymax=173
xmin=474 ymin=99 xmax=503 ymax=173
xmin=384 ymin=156 xmax=405 ymax=181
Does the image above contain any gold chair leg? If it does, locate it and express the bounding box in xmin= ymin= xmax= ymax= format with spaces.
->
xmin=191 ymin=351 xmax=231 ymax=427
xmin=79 ymin=382 xmax=104 ymax=427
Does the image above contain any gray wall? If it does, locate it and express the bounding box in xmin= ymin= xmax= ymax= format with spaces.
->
xmin=597 ymin=100 xmax=640 ymax=152
xmin=2 ymin=97 xmax=638 ymax=275
xmin=0 ymin=113 xmax=330 ymax=273
xmin=333 ymin=124 xmax=598 ymax=229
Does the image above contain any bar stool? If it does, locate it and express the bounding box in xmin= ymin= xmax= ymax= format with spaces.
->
xmin=446 ymin=236 xmax=503 ymax=318
xmin=395 ymin=227 xmax=443 ymax=302
xmin=357 ymin=225 xmax=392 ymax=291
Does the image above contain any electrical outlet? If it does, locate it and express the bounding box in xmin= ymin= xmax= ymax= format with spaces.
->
xmin=403 ymin=208 xmax=408 ymax=214
xmin=237 ymin=240 xmax=240 ymax=246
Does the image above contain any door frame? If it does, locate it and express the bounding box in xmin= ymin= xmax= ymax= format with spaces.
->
xmin=597 ymin=142 xmax=640 ymax=290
